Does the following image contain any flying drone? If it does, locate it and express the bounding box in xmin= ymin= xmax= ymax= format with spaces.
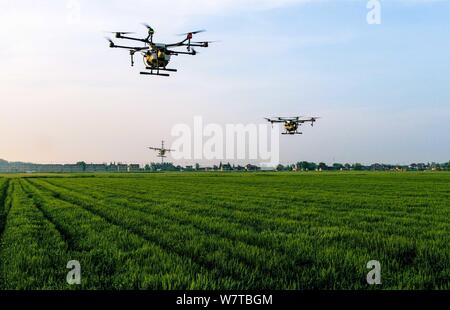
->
xmin=265 ymin=116 xmax=321 ymax=135
xmin=106 ymin=24 xmax=214 ymax=77
xmin=148 ymin=141 xmax=174 ymax=163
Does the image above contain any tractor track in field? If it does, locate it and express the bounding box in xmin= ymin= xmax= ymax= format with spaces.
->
xmin=36 ymin=177 xmax=321 ymax=238
xmin=0 ymin=179 xmax=11 ymax=244
xmin=18 ymin=180 xmax=79 ymax=252
xmin=23 ymin=179 xmax=286 ymax=288
xmin=0 ymin=179 xmax=11 ymax=289
xmin=21 ymin=179 xmax=238 ymax=289
xmin=21 ymin=179 xmax=236 ymax=285
xmin=30 ymin=178 xmax=304 ymax=266
xmin=35 ymin=178 xmax=291 ymax=247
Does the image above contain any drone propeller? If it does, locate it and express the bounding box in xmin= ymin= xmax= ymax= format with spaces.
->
xmin=108 ymin=31 xmax=135 ymax=38
xmin=178 ymin=29 xmax=206 ymax=36
xmin=197 ymin=40 xmax=219 ymax=47
xmin=108 ymin=31 xmax=134 ymax=34
xmin=142 ymin=23 xmax=155 ymax=43
xmin=309 ymin=117 xmax=321 ymax=126
xmin=142 ymin=23 xmax=155 ymax=33
xmin=105 ymin=37 xmax=115 ymax=48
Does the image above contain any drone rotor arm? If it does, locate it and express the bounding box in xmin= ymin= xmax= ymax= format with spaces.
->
xmin=166 ymin=38 xmax=189 ymax=48
xmin=167 ymin=49 xmax=196 ymax=56
xmin=265 ymin=118 xmax=284 ymax=123
xmin=117 ymin=34 xmax=150 ymax=44
xmin=109 ymin=43 xmax=148 ymax=51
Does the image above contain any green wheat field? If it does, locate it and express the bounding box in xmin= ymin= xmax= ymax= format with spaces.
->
xmin=0 ymin=172 xmax=448 ymax=290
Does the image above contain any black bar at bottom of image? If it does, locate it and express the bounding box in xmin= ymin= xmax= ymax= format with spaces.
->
xmin=0 ymin=290 xmax=448 ymax=308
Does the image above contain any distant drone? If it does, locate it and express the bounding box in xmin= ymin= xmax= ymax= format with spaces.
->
xmin=148 ymin=141 xmax=174 ymax=163
xmin=265 ymin=116 xmax=321 ymax=135
xmin=105 ymin=24 xmax=215 ymax=77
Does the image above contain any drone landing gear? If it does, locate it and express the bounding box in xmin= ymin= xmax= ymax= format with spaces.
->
xmin=141 ymin=67 xmax=177 ymax=77
xmin=282 ymin=132 xmax=303 ymax=135
xmin=140 ymin=71 xmax=170 ymax=77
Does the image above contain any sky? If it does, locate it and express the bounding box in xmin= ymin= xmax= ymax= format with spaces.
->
xmin=0 ymin=0 xmax=449 ymax=166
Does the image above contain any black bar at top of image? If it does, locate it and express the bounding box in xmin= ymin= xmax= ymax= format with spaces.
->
xmin=0 ymin=290 xmax=449 ymax=308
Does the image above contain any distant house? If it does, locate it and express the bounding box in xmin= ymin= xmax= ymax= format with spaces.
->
xmin=63 ymin=164 xmax=83 ymax=173
xmin=117 ymin=164 xmax=128 ymax=172
xmin=245 ymin=164 xmax=259 ymax=171
xmin=260 ymin=166 xmax=276 ymax=172
xmin=370 ymin=163 xmax=384 ymax=171
xmin=128 ymin=164 xmax=140 ymax=172
xmin=219 ymin=162 xmax=233 ymax=171
xmin=86 ymin=164 xmax=107 ymax=172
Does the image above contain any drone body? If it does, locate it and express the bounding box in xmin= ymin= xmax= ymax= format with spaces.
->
xmin=148 ymin=141 xmax=174 ymax=163
xmin=265 ymin=116 xmax=320 ymax=135
xmin=106 ymin=25 xmax=213 ymax=77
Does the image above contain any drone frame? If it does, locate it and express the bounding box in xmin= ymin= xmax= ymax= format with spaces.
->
xmin=265 ymin=116 xmax=320 ymax=135
xmin=107 ymin=26 xmax=212 ymax=77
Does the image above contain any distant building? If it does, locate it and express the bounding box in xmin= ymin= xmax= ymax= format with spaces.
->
xmin=370 ymin=163 xmax=385 ymax=171
xmin=86 ymin=164 xmax=107 ymax=172
xmin=117 ymin=164 xmax=128 ymax=172
xmin=219 ymin=162 xmax=233 ymax=171
xmin=128 ymin=164 xmax=140 ymax=172
xmin=107 ymin=163 xmax=118 ymax=172
xmin=245 ymin=164 xmax=259 ymax=171
xmin=63 ymin=164 xmax=83 ymax=173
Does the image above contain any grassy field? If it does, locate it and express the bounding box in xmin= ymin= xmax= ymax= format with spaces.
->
xmin=0 ymin=172 xmax=448 ymax=290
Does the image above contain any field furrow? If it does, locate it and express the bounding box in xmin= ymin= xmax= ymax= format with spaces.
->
xmin=0 ymin=180 xmax=71 ymax=289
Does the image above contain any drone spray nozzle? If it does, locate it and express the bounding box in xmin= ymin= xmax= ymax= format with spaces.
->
xmin=129 ymin=50 xmax=136 ymax=67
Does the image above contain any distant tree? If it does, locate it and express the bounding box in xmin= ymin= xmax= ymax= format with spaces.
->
xmin=308 ymin=162 xmax=317 ymax=171
xmin=76 ymin=161 xmax=86 ymax=171
xmin=195 ymin=163 xmax=200 ymax=170
xmin=332 ymin=163 xmax=344 ymax=170
xmin=297 ymin=161 xmax=308 ymax=171
xmin=318 ymin=162 xmax=328 ymax=171
xmin=276 ymin=164 xmax=285 ymax=171
xmin=144 ymin=164 xmax=151 ymax=171
xmin=353 ymin=163 xmax=363 ymax=171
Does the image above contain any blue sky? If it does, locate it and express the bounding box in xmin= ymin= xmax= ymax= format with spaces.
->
xmin=0 ymin=0 xmax=449 ymax=165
